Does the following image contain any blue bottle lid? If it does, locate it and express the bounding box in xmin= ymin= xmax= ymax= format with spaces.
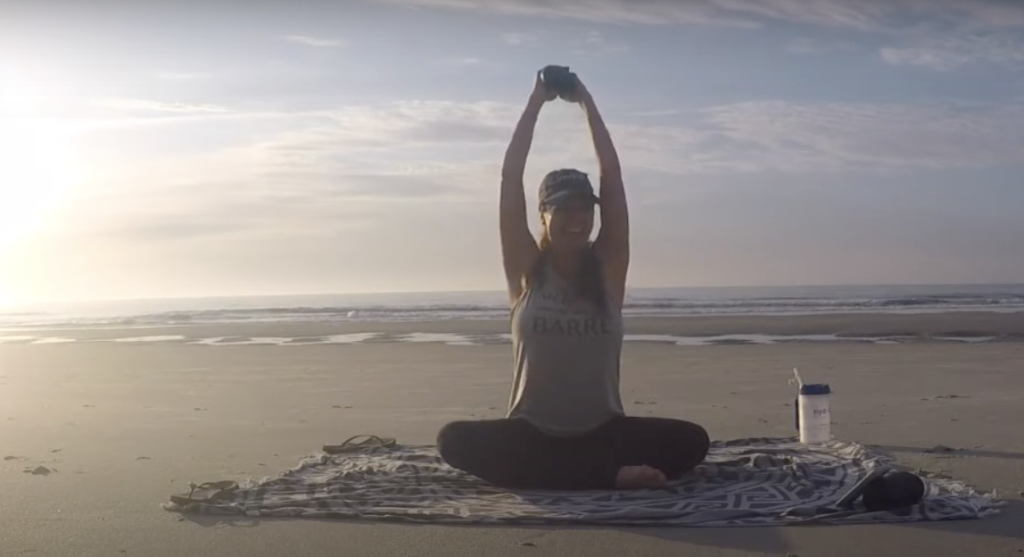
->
xmin=799 ymin=383 xmax=831 ymax=395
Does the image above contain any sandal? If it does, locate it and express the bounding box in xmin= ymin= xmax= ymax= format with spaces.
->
xmin=169 ymin=480 xmax=239 ymax=506
xmin=322 ymin=434 xmax=396 ymax=455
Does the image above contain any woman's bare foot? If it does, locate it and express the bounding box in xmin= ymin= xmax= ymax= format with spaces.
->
xmin=615 ymin=465 xmax=667 ymax=489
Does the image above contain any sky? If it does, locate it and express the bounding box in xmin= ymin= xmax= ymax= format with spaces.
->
xmin=2 ymin=0 xmax=1024 ymax=303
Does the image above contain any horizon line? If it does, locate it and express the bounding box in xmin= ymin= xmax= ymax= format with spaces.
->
xmin=4 ymin=281 xmax=1024 ymax=307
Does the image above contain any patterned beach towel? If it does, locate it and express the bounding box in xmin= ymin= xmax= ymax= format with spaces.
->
xmin=164 ymin=437 xmax=1003 ymax=526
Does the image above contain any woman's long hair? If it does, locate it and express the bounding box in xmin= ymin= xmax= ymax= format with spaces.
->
xmin=523 ymin=228 xmax=608 ymax=315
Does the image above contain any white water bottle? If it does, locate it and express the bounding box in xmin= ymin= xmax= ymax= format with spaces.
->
xmin=792 ymin=369 xmax=832 ymax=444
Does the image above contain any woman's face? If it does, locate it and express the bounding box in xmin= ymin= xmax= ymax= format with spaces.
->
xmin=542 ymin=197 xmax=595 ymax=250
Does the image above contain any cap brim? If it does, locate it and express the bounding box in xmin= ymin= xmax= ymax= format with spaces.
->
xmin=544 ymin=190 xmax=600 ymax=206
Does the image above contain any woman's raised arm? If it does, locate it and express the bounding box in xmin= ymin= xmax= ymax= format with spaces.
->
xmin=499 ymin=75 xmax=553 ymax=303
xmin=569 ymin=79 xmax=629 ymax=308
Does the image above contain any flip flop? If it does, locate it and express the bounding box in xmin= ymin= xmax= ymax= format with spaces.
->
xmin=322 ymin=434 xmax=396 ymax=455
xmin=169 ymin=480 xmax=239 ymax=507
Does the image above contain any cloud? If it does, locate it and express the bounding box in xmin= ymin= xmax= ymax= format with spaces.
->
xmin=571 ymin=30 xmax=630 ymax=54
xmin=27 ymin=94 xmax=1024 ymax=300
xmin=880 ymin=34 xmax=1024 ymax=71
xmin=787 ymin=37 xmax=859 ymax=55
xmin=502 ymin=32 xmax=539 ymax=45
xmin=543 ymin=100 xmax=1024 ymax=175
xmin=92 ymin=98 xmax=231 ymax=113
xmin=154 ymin=71 xmax=208 ymax=81
xmin=435 ymin=56 xmax=489 ymax=67
xmin=87 ymin=174 xmax=462 ymax=242
xmin=369 ymin=0 xmax=1024 ymax=31
xmin=686 ymin=100 xmax=1024 ymax=172
xmin=61 ymin=100 xmax=570 ymax=247
xmin=84 ymin=97 xmax=1024 ymax=184
xmin=82 ymin=98 xmax=1024 ymax=213
xmin=134 ymin=102 xmax=519 ymax=191
xmin=67 ymin=96 xmax=1024 ymax=248
xmin=372 ymin=0 xmax=751 ymax=26
xmin=282 ymin=35 xmax=345 ymax=47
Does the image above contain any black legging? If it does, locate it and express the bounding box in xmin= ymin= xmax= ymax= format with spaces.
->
xmin=436 ymin=416 xmax=710 ymax=490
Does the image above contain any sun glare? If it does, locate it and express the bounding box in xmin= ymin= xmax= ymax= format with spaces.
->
xmin=0 ymin=73 xmax=79 ymax=250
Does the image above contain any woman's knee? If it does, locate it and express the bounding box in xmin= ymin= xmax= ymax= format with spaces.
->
xmin=438 ymin=419 xmax=506 ymax=471
xmin=684 ymin=421 xmax=711 ymax=459
xmin=673 ymin=420 xmax=710 ymax=470
xmin=436 ymin=421 xmax=473 ymax=466
xmin=631 ymin=417 xmax=710 ymax=457
xmin=652 ymin=420 xmax=710 ymax=477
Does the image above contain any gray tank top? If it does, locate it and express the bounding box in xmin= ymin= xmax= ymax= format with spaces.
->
xmin=507 ymin=256 xmax=625 ymax=436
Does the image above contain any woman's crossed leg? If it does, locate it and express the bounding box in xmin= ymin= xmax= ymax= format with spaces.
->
xmin=437 ymin=415 xmax=710 ymax=490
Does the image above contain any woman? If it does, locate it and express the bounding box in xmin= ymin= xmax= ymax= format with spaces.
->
xmin=436 ymin=71 xmax=710 ymax=490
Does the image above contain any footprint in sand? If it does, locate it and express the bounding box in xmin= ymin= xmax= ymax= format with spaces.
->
xmin=49 ymin=448 xmax=62 ymax=454
xmin=24 ymin=465 xmax=55 ymax=475
xmin=4 ymin=455 xmax=21 ymax=461
xmin=136 ymin=456 xmax=151 ymax=461
xmin=193 ymin=408 xmax=208 ymax=412
xmin=926 ymin=445 xmax=962 ymax=455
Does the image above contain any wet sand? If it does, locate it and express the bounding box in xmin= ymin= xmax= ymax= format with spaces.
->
xmin=2 ymin=310 xmax=1024 ymax=343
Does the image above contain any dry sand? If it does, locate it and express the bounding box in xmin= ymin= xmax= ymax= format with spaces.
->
xmin=1 ymin=314 xmax=1023 ymax=556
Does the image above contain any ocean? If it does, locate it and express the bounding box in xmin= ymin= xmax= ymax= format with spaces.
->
xmin=1 ymin=284 xmax=1022 ymax=330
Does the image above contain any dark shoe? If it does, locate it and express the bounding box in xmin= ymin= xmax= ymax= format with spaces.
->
xmin=862 ymin=471 xmax=926 ymax=512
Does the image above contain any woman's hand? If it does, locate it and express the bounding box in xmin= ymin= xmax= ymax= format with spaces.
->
xmin=530 ymin=70 xmax=559 ymax=104
xmin=559 ymin=74 xmax=591 ymax=104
